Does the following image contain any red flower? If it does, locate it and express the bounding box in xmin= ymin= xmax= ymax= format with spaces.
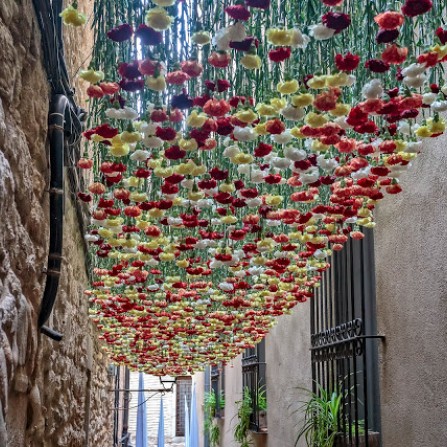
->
xmin=401 ymin=0 xmax=433 ymax=17
xmin=209 ymin=167 xmax=229 ymax=180
xmin=169 ymin=109 xmax=184 ymax=123
xmin=346 ymin=107 xmax=368 ymax=126
xmin=365 ymin=59 xmax=390 ymax=73
xmin=268 ymin=47 xmax=291 ymax=63
xmin=135 ymin=24 xmax=163 ymax=45
xmin=139 ymin=59 xmax=161 ymax=76
xmin=322 ymin=12 xmax=351 ymax=33
xmin=203 ymin=99 xmax=231 ymax=117
xmin=381 ymin=44 xmax=408 ymax=64
xmin=436 ymin=27 xmax=447 ymax=44
xmin=151 ymin=109 xmax=168 ymax=122
xmin=417 ymin=51 xmax=440 ymax=67
xmin=208 ymin=51 xmax=231 ymax=68
xmin=265 ymin=118 xmax=285 ymax=134
xmin=374 ymin=12 xmax=404 ymax=30
xmin=166 ymin=70 xmax=190 ymax=85
xmin=214 ymin=192 xmax=234 ymax=205
xmin=87 ymin=85 xmax=104 ymax=98
xmin=156 ymin=126 xmax=177 ymax=141
xmin=225 ymin=4 xmax=251 ymax=20
xmin=95 ymin=123 xmax=119 ymax=139
xmin=99 ymin=82 xmax=120 ymax=95
xmin=245 ymin=0 xmax=270 ymax=9
xmin=181 ymin=60 xmax=203 ymax=77
xmin=107 ymin=24 xmax=133 ymax=42
xmin=164 ymin=145 xmax=186 ymax=160
xmin=376 ymin=29 xmax=399 ymax=44
xmin=334 ymin=52 xmax=360 ymax=71
xmin=216 ymin=117 xmax=234 ymax=135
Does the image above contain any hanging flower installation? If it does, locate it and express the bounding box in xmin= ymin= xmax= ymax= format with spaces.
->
xmin=75 ymin=0 xmax=447 ymax=375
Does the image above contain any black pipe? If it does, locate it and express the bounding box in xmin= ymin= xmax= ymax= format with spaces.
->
xmin=38 ymin=94 xmax=70 ymax=340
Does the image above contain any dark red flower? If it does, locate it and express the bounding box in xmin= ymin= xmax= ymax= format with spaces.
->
xmin=95 ymin=123 xmax=119 ymax=139
xmin=155 ymin=126 xmax=177 ymax=141
xmin=193 ymin=94 xmax=212 ymax=107
xmin=151 ymin=109 xmax=168 ymax=122
xmin=164 ymin=145 xmax=186 ymax=160
xmin=346 ymin=107 xmax=368 ymax=126
xmin=135 ymin=24 xmax=163 ymax=45
xmin=230 ymin=37 xmax=258 ymax=51
xmin=107 ymin=24 xmax=133 ymax=42
xmin=376 ymin=29 xmax=399 ymax=44
xmin=216 ymin=117 xmax=234 ymax=135
xmin=401 ymin=0 xmax=433 ymax=17
xmin=245 ymin=0 xmax=270 ymax=9
xmin=265 ymin=118 xmax=285 ymax=134
xmin=225 ymin=4 xmax=251 ymax=20
xmin=217 ymin=79 xmax=231 ymax=92
xmin=119 ymin=78 xmax=145 ymax=92
xmin=322 ymin=12 xmax=351 ymax=33
xmin=322 ymin=0 xmax=343 ymax=5
xmin=171 ymin=91 xmax=194 ymax=109
xmin=365 ymin=59 xmax=390 ymax=73
xmin=334 ymin=52 xmax=360 ymax=71
xmin=210 ymin=167 xmax=229 ymax=180
xmin=436 ymin=27 xmax=447 ymax=44
xmin=118 ymin=61 xmax=141 ymax=79
xmin=268 ymin=47 xmax=291 ymax=63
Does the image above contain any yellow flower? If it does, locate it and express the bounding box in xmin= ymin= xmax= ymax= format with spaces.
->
xmin=266 ymin=28 xmax=293 ymax=46
xmin=256 ymin=103 xmax=278 ymax=116
xmin=311 ymin=140 xmax=330 ymax=152
xmin=265 ymin=195 xmax=283 ymax=206
xmin=176 ymin=161 xmax=195 ymax=175
xmin=235 ymin=109 xmax=258 ymax=124
xmin=121 ymin=131 xmax=141 ymax=143
xmin=305 ymin=112 xmax=328 ymax=128
xmin=240 ymin=54 xmax=262 ymax=70
xmin=154 ymin=166 xmax=174 ymax=178
xmin=91 ymin=134 xmax=105 ymax=143
xmin=179 ymin=138 xmax=198 ymax=151
xmin=159 ymin=252 xmax=175 ymax=262
xmin=330 ymin=103 xmax=350 ymax=117
xmin=129 ymin=192 xmax=148 ymax=202
xmin=307 ymin=76 xmax=327 ymax=89
xmin=79 ymin=69 xmax=104 ymax=84
xmin=271 ymin=98 xmax=287 ymax=111
xmin=191 ymin=164 xmax=206 ymax=176
xmin=254 ymin=123 xmax=268 ymax=135
xmin=427 ymin=117 xmax=445 ymax=134
xmin=98 ymin=228 xmax=113 ymax=239
xmin=147 ymin=159 xmax=162 ymax=169
xmin=219 ymin=183 xmax=235 ymax=193
xmin=430 ymin=44 xmax=447 ymax=60
xmin=277 ymin=80 xmax=299 ymax=95
xmin=414 ymin=126 xmax=431 ymax=137
xmin=326 ymin=72 xmax=350 ymax=87
xmin=176 ymin=259 xmax=189 ymax=268
xmin=145 ymin=7 xmax=173 ymax=31
xmin=291 ymin=93 xmax=314 ymax=107
xmin=146 ymin=75 xmax=166 ymax=91
xmin=60 ymin=5 xmax=86 ymax=27
xmin=126 ymin=176 xmax=140 ymax=187
xmin=188 ymin=191 xmax=204 ymax=201
xmin=232 ymin=153 xmax=254 ymax=164
xmin=290 ymin=127 xmax=305 ymax=138
xmin=187 ymin=110 xmax=208 ymax=128
xmin=152 ymin=0 xmax=176 ymax=5
xmin=220 ymin=216 xmax=238 ymax=224
xmin=192 ymin=31 xmax=211 ymax=45
xmin=109 ymin=143 xmax=130 ymax=157
xmin=149 ymin=208 xmax=165 ymax=218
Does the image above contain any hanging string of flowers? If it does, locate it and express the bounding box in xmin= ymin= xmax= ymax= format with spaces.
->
xmin=67 ymin=0 xmax=447 ymax=375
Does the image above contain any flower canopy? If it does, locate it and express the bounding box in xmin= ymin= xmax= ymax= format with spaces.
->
xmin=70 ymin=0 xmax=447 ymax=375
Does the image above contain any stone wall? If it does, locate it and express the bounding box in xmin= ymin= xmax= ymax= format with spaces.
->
xmin=0 ymin=1 xmax=113 ymax=445
xmin=374 ymin=126 xmax=447 ymax=446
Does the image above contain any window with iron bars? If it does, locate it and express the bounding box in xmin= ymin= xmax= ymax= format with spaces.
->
xmin=242 ymin=339 xmax=267 ymax=432
xmin=311 ymin=229 xmax=383 ymax=447
xmin=210 ymin=363 xmax=225 ymax=418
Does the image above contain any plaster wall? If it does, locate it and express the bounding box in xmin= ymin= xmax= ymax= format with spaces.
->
xmin=374 ymin=129 xmax=447 ymax=447
xmin=0 ymin=0 xmax=114 ymax=445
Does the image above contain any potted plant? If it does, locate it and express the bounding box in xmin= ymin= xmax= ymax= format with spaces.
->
xmin=204 ymin=391 xmax=221 ymax=447
xmin=234 ymin=387 xmax=253 ymax=447
xmin=257 ymin=384 xmax=268 ymax=431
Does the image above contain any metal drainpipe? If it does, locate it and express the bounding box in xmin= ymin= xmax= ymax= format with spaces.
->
xmin=38 ymin=94 xmax=69 ymax=341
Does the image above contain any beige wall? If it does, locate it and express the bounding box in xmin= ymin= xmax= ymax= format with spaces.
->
xmin=374 ymin=132 xmax=447 ymax=446
xmin=0 ymin=1 xmax=113 ymax=445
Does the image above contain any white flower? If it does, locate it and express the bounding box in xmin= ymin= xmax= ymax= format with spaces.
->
xmin=397 ymin=121 xmax=411 ymax=135
xmin=214 ymin=23 xmax=246 ymax=50
xmin=345 ymin=217 xmax=357 ymax=224
xmin=284 ymin=146 xmax=307 ymax=161
xmin=130 ymin=149 xmax=150 ymax=162
xmin=403 ymin=74 xmax=426 ymax=89
xmin=141 ymin=122 xmax=158 ymax=136
xmin=431 ymin=100 xmax=447 ymax=112
xmin=270 ymin=157 xmax=291 ymax=169
xmin=271 ymin=130 xmax=293 ymax=144
xmin=266 ymin=219 xmax=281 ymax=227
xmin=351 ymin=167 xmax=370 ymax=180
xmin=333 ymin=116 xmax=352 ymax=129
xmin=218 ymin=282 xmax=234 ymax=292
xmin=248 ymin=266 xmax=264 ymax=276
xmin=84 ymin=234 xmax=99 ymax=242
xmin=147 ymin=284 xmax=160 ymax=291
xmin=223 ymin=144 xmax=240 ymax=158
xmin=401 ymin=63 xmax=426 ymax=78
xmin=246 ymin=197 xmax=262 ymax=207
xmin=362 ymin=79 xmax=383 ymax=99
xmin=313 ymin=249 xmax=327 ymax=260
xmin=233 ymin=126 xmax=256 ymax=142
xmin=281 ymin=105 xmax=305 ymax=121
xmin=181 ymin=178 xmax=194 ymax=190
xmin=105 ymin=107 xmax=139 ymax=120
xmin=301 ymin=167 xmax=320 ymax=184
xmin=317 ymin=155 xmax=338 ymax=170
xmin=167 ymin=217 xmax=183 ymax=225
xmin=143 ymin=135 xmax=163 ymax=148
xmin=422 ymin=92 xmax=437 ymax=105
xmin=146 ymin=258 xmax=159 ymax=266
xmin=196 ymin=198 xmax=214 ymax=209
xmin=237 ymin=164 xmax=251 ymax=175
xmin=290 ymin=28 xmax=310 ymax=48
xmin=404 ymin=141 xmax=422 ymax=153
xmin=309 ymin=23 xmax=335 ymax=40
